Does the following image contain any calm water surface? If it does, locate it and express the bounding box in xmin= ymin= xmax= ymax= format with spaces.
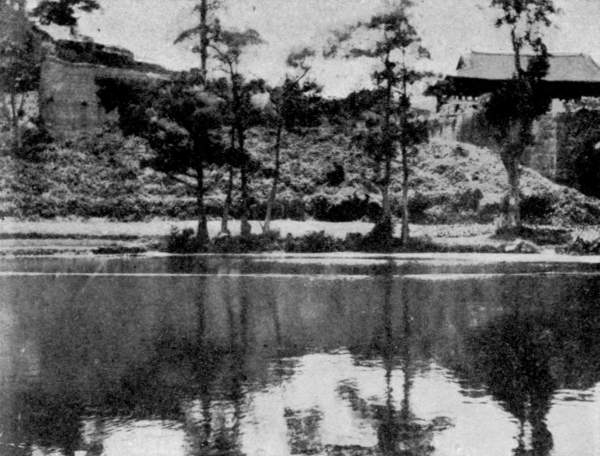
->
xmin=0 ymin=255 xmax=599 ymax=456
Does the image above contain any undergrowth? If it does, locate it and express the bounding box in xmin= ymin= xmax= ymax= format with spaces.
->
xmin=164 ymin=226 xmax=503 ymax=254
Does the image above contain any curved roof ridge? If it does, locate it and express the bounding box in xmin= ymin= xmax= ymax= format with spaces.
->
xmin=456 ymin=51 xmax=600 ymax=82
xmin=468 ymin=50 xmax=588 ymax=57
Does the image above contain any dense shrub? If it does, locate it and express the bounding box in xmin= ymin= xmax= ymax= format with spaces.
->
xmin=211 ymin=231 xmax=281 ymax=253
xmin=166 ymin=227 xmax=201 ymax=253
xmin=452 ymin=188 xmax=483 ymax=212
xmin=520 ymin=193 xmax=556 ymax=223
xmin=93 ymin=245 xmax=147 ymax=255
xmin=324 ymin=162 xmax=345 ymax=186
xmin=477 ymin=202 xmax=503 ymax=223
xmin=309 ymin=194 xmax=379 ymax=222
xmin=407 ymin=192 xmax=433 ymax=222
xmin=553 ymin=199 xmax=600 ymax=225
xmin=559 ymin=236 xmax=600 ymax=255
xmin=283 ymin=231 xmax=344 ymax=253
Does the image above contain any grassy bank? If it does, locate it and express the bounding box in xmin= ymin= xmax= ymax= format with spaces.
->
xmin=1 ymin=217 xmax=596 ymax=255
xmin=4 ymin=129 xmax=600 ymax=226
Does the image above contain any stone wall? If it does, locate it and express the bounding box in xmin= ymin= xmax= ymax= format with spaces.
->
xmin=39 ymin=56 xmax=170 ymax=139
xmin=524 ymin=115 xmax=558 ymax=179
xmin=433 ymin=101 xmax=559 ymax=180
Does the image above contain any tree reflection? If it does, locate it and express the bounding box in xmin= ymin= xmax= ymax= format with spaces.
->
xmin=335 ymin=262 xmax=452 ymax=455
xmin=458 ymin=311 xmax=554 ymax=456
xmin=184 ymin=263 xmax=252 ymax=456
xmin=455 ymin=289 xmax=600 ymax=456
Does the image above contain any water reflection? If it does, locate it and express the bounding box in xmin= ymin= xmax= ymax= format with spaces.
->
xmin=0 ymin=258 xmax=599 ymax=455
xmin=452 ymin=281 xmax=600 ymax=456
xmin=334 ymin=263 xmax=452 ymax=455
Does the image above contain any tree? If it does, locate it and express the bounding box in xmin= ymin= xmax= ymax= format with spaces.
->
xmin=0 ymin=0 xmax=101 ymax=154
xmin=0 ymin=0 xmax=39 ymax=153
xmin=32 ymin=0 xmax=100 ymax=35
xmin=483 ymin=0 xmax=556 ymax=229
xmin=210 ymin=28 xmax=263 ymax=238
xmin=175 ymin=6 xmax=263 ymax=238
xmin=97 ymin=72 xmax=224 ymax=245
xmin=326 ymin=0 xmax=429 ymax=246
xmin=263 ymin=47 xmax=320 ymax=233
xmin=174 ymin=0 xmax=222 ymax=84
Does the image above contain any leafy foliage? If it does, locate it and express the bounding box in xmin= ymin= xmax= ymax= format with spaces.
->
xmin=207 ymin=25 xmax=264 ymax=236
xmin=31 ymin=0 xmax=100 ymax=28
xmin=0 ymin=1 xmax=42 ymax=152
xmin=97 ymin=72 xmax=224 ymax=179
xmin=0 ymin=1 xmax=39 ymax=94
xmin=326 ymin=0 xmax=429 ymax=243
xmin=96 ymin=72 xmax=225 ymax=242
xmin=556 ymin=109 xmax=600 ymax=198
xmin=482 ymin=0 xmax=556 ymax=228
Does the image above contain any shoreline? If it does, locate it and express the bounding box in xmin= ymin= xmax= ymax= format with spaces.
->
xmin=0 ymin=217 xmax=596 ymax=256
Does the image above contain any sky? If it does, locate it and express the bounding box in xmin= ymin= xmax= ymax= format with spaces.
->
xmin=42 ymin=0 xmax=600 ymax=98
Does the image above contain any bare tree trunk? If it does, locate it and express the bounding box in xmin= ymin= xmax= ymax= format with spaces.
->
xmin=240 ymin=165 xmax=251 ymax=238
xmin=220 ymin=127 xmax=235 ymax=236
xmin=502 ymin=152 xmax=522 ymax=230
xmin=375 ymin=63 xmax=394 ymax=244
xmin=400 ymin=53 xmax=410 ymax=245
xmin=381 ymin=156 xmax=392 ymax=225
xmin=400 ymin=143 xmax=410 ymax=245
xmin=220 ymin=165 xmax=233 ymax=236
xmin=196 ymin=163 xmax=209 ymax=246
xmin=238 ymin=130 xmax=251 ymax=238
xmin=511 ymin=26 xmax=523 ymax=76
xmin=498 ymin=25 xmax=525 ymax=232
xmin=263 ymin=122 xmax=283 ymax=234
xmin=9 ymin=91 xmax=22 ymax=153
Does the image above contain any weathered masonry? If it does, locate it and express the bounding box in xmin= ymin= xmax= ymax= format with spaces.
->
xmin=39 ymin=40 xmax=171 ymax=139
xmin=434 ymin=51 xmax=600 ymax=179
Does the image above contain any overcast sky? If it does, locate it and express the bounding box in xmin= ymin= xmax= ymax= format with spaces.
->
xmin=45 ymin=0 xmax=600 ymax=97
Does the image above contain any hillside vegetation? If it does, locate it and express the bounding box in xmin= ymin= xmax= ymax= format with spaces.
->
xmin=2 ymin=126 xmax=600 ymax=226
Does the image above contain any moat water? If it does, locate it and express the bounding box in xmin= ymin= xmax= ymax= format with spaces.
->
xmin=0 ymin=254 xmax=599 ymax=456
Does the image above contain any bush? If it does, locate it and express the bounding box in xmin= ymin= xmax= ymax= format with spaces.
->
xmin=211 ymin=231 xmax=281 ymax=253
xmin=166 ymin=227 xmax=200 ymax=253
xmin=520 ymin=194 xmax=556 ymax=223
xmin=325 ymin=162 xmax=345 ymax=186
xmin=309 ymin=194 xmax=379 ymax=222
xmin=452 ymin=188 xmax=483 ymax=212
xmin=93 ymin=245 xmax=147 ymax=255
xmin=407 ymin=192 xmax=433 ymax=222
xmin=284 ymin=231 xmax=344 ymax=253
xmin=560 ymin=236 xmax=600 ymax=255
xmin=362 ymin=219 xmax=394 ymax=251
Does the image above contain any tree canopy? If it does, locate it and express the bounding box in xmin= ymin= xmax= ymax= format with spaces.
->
xmin=482 ymin=0 xmax=556 ymax=228
xmin=97 ymin=72 xmax=225 ymax=243
xmin=31 ymin=0 xmax=100 ymax=28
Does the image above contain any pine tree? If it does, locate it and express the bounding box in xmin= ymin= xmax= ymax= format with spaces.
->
xmin=484 ymin=0 xmax=556 ymax=229
xmin=263 ymin=47 xmax=319 ymax=233
xmin=210 ymin=28 xmax=263 ymax=238
xmin=97 ymin=73 xmax=225 ymax=246
xmin=326 ymin=0 xmax=429 ymax=246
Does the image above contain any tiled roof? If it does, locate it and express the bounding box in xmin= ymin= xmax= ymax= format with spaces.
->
xmin=456 ymin=51 xmax=600 ymax=82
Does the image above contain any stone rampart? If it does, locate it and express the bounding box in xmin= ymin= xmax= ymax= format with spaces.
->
xmin=39 ymin=56 xmax=170 ymax=139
